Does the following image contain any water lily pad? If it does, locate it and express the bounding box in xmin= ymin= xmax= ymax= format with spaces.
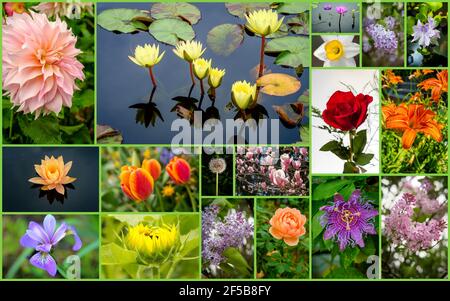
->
xmin=97 ymin=125 xmax=123 ymax=144
xmin=148 ymin=18 xmax=195 ymax=46
xmin=275 ymin=2 xmax=309 ymax=14
xmin=150 ymin=3 xmax=201 ymax=25
xmin=265 ymin=36 xmax=310 ymax=67
xmin=256 ymin=73 xmax=301 ymax=96
xmin=98 ymin=9 xmax=150 ymax=33
xmin=273 ymin=102 xmax=304 ymax=129
xmin=207 ymin=24 xmax=244 ymax=56
xmin=287 ymin=13 xmax=309 ymax=35
xmin=225 ymin=3 xmax=271 ymax=19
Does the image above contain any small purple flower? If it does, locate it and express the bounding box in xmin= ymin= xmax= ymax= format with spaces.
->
xmin=366 ymin=24 xmax=398 ymax=53
xmin=20 ymin=215 xmax=82 ymax=277
xmin=336 ymin=6 xmax=348 ymax=14
xmin=323 ymin=4 xmax=332 ymax=10
xmin=159 ymin=148 xmax=174 ymax=165
xmin=412 ymin=16 xmax=440 ymax=48
xmin=384 ymin=16 xmax=396 ymax=30
xmin=320 ymin=190 xmax=378 ymax=251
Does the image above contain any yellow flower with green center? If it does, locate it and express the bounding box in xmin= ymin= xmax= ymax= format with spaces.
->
xmin=324 ymin=40 xmax=344 ymax=61
xmin=173 ymin=40 xmax=206 ymax=62
xmin=126 ymin=223 xmax=178 ymax=258
xmin=128 ymin=44 xmax=165 ymax=67
xmin=192 ymin=58 xmax=211 ymax=80
xmin=208 ymin=67 xmax=226 ymax=88
xmin=245 ymin=9 xmax=284 ymax=36
xmin=231 ymin=80 xmax=257 ymax=110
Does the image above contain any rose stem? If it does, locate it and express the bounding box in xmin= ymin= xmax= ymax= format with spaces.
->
xmin=200 ymin=78 xmax=205 ymax=95
xmin=148 ymin=67 xmax=157 ymax=87
xmin=189 ymin=62 xmax=196 ymax=85
xmin=338 ymin=13 xmax=342 ymax=33
xmin=349 ymin=130 xmax=355 ymax=162
xmin=258 ymin=35 xmax=266 ymax=78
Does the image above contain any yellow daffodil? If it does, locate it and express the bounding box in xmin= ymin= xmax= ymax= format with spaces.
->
xmin=172 ymin=40 xmax=206 ymax=62
xmin=28 ymin=155 xmax=77 ymax=195
xmin=231 ymin=80 xmax=257 ymax=110
xmin=128 ymin=44 xmax=165 ymax=68
xmin=245 ymin=9 xmax=284 ymax=36
xmin=192 ymin=58 xmax=211 ymax=80
xmin=125 ymin=223 xmax=179 ymax=258
xmin=208 ymin=67 xmax=226 ymax=88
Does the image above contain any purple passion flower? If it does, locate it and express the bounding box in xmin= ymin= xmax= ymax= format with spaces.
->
xmin=323 ymin=4 xmax=332 ymax=10
xmin=412 ymin=16 xmax=441 ymax=48
xmin=336 ymin=6 xmax=348 ymax=14
xmin=320 ymin=190 xmax=378 ymax=251
xmin=20 ymin=215 xmax=82 ymax=276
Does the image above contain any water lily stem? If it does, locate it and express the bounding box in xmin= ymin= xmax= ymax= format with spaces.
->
xmin=149 ymin=67 xmax=157 ymax=87
xmin=189 ymin=62 xmax=195 ymax=85
xmin=258 ymin=35 xmax=266 ymax=78
xmin=200 ymin=78 xmax=205 ymax=95
xmin=185 ymin=184 xmax=197 ymax=211
xmin=338 ymin=13 xmax=342 ymax=33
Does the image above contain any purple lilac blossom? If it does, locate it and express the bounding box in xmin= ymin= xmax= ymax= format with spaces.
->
xmin=412 ymin=16 xmax=440 ymax=48
xmin=320 ymin=190 xmax=378 ymax=251
xmin=335 ymin=6 xmax=348 ymax=14
xmin=366 ymin=23 xmax=398 ymax=53
xmin=384 ymin=16 xmax=396 ymax=30
xmin=202 ymin=205 xmax=254 ymax=266
xmin=384 ymin=193 xmax=446 ymax=252
xmin=20 ymin=215 xmax=82 ymax=276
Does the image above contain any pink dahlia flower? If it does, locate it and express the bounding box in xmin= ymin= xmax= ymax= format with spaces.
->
xmin=2 ymin=12 xmax=84 ymax=117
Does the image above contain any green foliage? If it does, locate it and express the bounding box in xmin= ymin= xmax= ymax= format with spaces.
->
xmin=150 ymin=3 xmax=201 ymax=25
xmin=207 ymin=24 xmax=244 ymax=56
xmin=265 ymin=36 xmax=310 ymax=68
xmin=148 ymin=18 xmax=195 ymax=46
xmin=256 ymin=199 xmax=309 ymax=279
xmin=97 ymin=8 xmax=151 ymax=33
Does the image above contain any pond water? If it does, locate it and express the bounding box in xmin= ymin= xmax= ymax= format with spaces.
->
xmin=3 ymin=147 xmax=99 ymax=212
xmin=311 ymin=2 xmax=359 ymax=33
xmin=97 ymin=2 xmax=309 ymax=144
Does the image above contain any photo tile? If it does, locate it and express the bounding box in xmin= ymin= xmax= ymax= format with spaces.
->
xmin=101 ymin=146 xmax=200 ymax=212
xmin=311 ymin=2 xmax=360 ymax=33
xmin=201 ymin=147 xmax=234 ymax=197
xmin=2 ymin=2 xmax=95 ymax=145
xmin=2 ymin=214 xmax=99 ymax=279
xmin=100 ymin=213 xmax=200 ymax=279
xmin=255 ymin=198 xmax=309 ymax=279
xmin=201 ymin=198 xmax=254 ymax=279
xmin=381 ymin=69 xmax=448 ymax=174
xmin=2 ymin=147 xmax=99 ymax=212
xmin=312 ymin=69 xmax=380 ymax=174
xmin=312 ymin=35 xmax=360 ymax=67
xmin=381 ymin=176 xmax=448 ymax=279
xmin=311 ymin=176 xmax=380 ymax=279
xmin=406 ymin=2 xmax=448 ymax=67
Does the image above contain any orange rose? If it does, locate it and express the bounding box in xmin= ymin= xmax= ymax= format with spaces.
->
xmin=269 ymin=207 xmax=306 ymax=246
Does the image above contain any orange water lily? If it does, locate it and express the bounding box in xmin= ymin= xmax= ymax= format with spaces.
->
xmin=29 ymin=155 xmax=76 ymax=195
xmin=382 ymin=103 xmax=444 ymax=149
xmin=417 ymin=70 xmax=448 ymax=102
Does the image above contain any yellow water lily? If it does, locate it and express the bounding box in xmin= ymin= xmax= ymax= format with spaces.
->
xmin=125 ymin=223 xmax=179 ymax=258
xmin=231 ymin=80 xmax=257 ymax=110
xmin=192 ymin=58 xmax=211 ymax=80
xmin=208 ymin=67 xmax=226 ymax=88
xmin=128 ymin=44 xmax=165 ymax=68
xmin=245 ymin=9 xmax=284 ymax=36
xmin=172 ymin=40 xmax=206 ymax=62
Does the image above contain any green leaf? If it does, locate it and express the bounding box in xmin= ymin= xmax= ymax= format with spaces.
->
xmin=98 ymin=9 xmax=150 ymax=33
xmin=313 ymin=179 xmax=352 ymax=201
xmin=207 ymin=24 xmax=244 ymax=56
xmin=354 ymin=153 xmax=374 ymax=166
xmin=340 ymin=247 xmax=360 ymax=268
xmin=326 ymin=267 xmax=365 ymax=279
xmin=59 ymin=124 xmax=85 ymax=136
xmin=18 ymin=115 xmax=62 ymax=144
xmin=225 ymin=2 xmax=271 ymax=19
xmin=179 ymin=230 xmax=200 ymax=258
xmin=222 ymin=247 xmax=251 ymax=276
xmin=265 ymin=36 xmax=310 ymax=67
xmin=427 ymin=2 xmax=443 ymax=11
xmin=148 ymin=18 xmax=195 ymax=46
xmin=361 ymin=237 xmax=376 ymax=256
xmin=276 ymin=2 xmax=309 ymax=14
xmin=151 ymin=3 xmax=201 ymax=24
xmin=101 ymin=243 xmax=137 ymax=265
xmin=320 ymin=140 xmax=350 ymax=160
xmin=339 ymin=184 xmax=356 ymax=201
xmin=344 ymin=162 xmax=358 ymax=173
xmin=312 ymin=210 xmax=325 ymax=241
xmin=320 ymin=140 xmax=341 ymax=151
xmin=352 ymin=130 xmax=367 ymax=155
xmin=72 ymin=89 xmax=95 ymax=113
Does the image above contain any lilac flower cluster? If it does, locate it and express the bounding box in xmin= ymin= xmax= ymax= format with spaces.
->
xmin=411 ymin=16 xmax=441 ymax=48
xmin=202 ymin=205 xmax=254 ymax=266
xmin=384 ymin=193 xmax=447 ymax=252
xmin=320 ymin=190 xmax=378 ymax=251
xmin=384 ymin=16 xmax=396 ymax=30
xmin=366 ymin=23 xmax=398 ymax=53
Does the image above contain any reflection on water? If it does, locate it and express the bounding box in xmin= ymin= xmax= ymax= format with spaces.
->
xmin=97 ymin=2 xmax=310 ymax=144
xmin=31 ymin=183 xmax=76 ymax=205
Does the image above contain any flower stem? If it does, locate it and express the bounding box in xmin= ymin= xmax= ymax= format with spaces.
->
xmin=215 ymin=172 xmax=219 ymax=196
xmin=200 ymin=78 xmax=205 ymax=95
xmin=185 ymin=184 xmax=197 ymax=211
xmin=9 ymin=109 xmax=13 ymax=138
xmin=149 ymin=67 xmax=157 ymax=87
xmin=189 ymin=62 xmax=196 ymax=85
xmin=155 ymin=186 xmax=164 ymax=212
xmin=349 ymin=130 xmax=355 ymax=162
xmin=338 ymin=13 xmax=342 ymax=33
xmin=258 ymin=35 xmax=266 ymax=78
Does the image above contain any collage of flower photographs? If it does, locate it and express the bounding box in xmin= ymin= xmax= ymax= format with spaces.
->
xmin=0 ymin=0 xmax=449 ymax=283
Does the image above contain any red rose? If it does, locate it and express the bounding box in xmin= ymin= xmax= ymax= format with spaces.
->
xmin=322 ymin=91 xmax=373 ymax=131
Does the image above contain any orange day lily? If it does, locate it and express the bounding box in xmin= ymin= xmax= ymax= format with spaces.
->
xmin=29 ymin=155 xmax=77 ymax=195
xmin=382 ymin=103 xmax=444 ymax=149
xmin=417 ymin=70 xmax=448 ymax=102
xmin=383 ymin=70 xmax=403 ymax=87
xmin=166 ymin=156 xmax=191 ymax=185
